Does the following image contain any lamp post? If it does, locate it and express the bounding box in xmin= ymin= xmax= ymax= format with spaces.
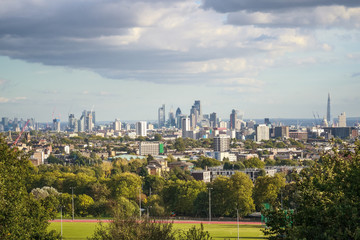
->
xmin=208 ymin=187 xmax=213 ymax=223
xmin=236 ymin=208 xmax=240 ymax=240
xmin=60 ymin=205 xmax=63 ymax=240
xmin=70 ymin=187 xmax=75 ymax=220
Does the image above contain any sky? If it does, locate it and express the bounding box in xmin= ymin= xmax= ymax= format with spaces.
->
xmin=1 ymin=0 xmax=360 ymax=122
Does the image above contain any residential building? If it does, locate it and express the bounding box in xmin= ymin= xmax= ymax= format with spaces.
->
xmin=136 ymin=121 xmax=147 ymax=137
xmin=256 ymin=124 xmax=269 ymax=141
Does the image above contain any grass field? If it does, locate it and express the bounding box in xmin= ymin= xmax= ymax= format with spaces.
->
xmin=49 ymin=221 xmax=266 ymax=239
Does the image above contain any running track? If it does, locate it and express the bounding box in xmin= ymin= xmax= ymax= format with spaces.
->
xmin=50 ymin=219 xmax=262 ymax=225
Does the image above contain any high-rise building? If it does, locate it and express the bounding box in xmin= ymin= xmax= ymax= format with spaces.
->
xmin=2 ymin=117 xmax=8 ymax=128
xmin=214 ymin=135 xmax=230 ymax=152
xmin=274 ymin=126 xmax=289 ymax=139
xmin=114 ymin=119 xmax=122 ymax=131
xmin=78 ymin=115 xmax=85 ymax=132
xmin=210 ymin=112 xmax=217 ymax=128
xmin=53 ymin=118 xmax=61 ymax=132
xmin=82 ymin=110 xmax=95 ymax=132
xmin=136 ymin=121 xmax=147 ymax=137
xmin=181 ymin=116 xmax=190 ymax=138
xmin=194 ymin=100 xmax=202 ymax=120
xmin=264 ymin=118 xmax=271 ymax=125
xmin=230 ymin=109 xmax=238 ymax=130
xmin=158 ymin=104 xmax=165 ymax=128
xmin=68 ymin=114 xmax=77 ymax=131
xmin=338 ymin=112 xmax=346 ymax=127
xmin=168 ymin=108 xmax=176 ymax=127
xmin=327 ymin=93 xmax=331 ymax=125
xmin=256 ymin=124 xmax=269 ymax=142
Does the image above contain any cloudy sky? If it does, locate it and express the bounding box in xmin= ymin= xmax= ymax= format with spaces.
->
xmin=1 ymin=0 xmax=360 ymax=122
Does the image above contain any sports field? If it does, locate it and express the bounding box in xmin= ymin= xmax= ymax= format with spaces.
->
xmin=49 ymin=220 xmax=266 ymax=239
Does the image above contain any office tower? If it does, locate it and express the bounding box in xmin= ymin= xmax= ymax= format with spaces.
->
xmin=274 ymin=126 xmax=289 ymax=139
xmin=256 ymin=124 xmax=270 ymax=141
xmin=264 ymin=118 xmax=271 ymax=125
xmin=136 ymin=121 xmax=147 ymax=137
xmin=190 ymin=104 xmax=199 ymax=124
xmin=194 ymin=100 xmax=202 ymax=120
xmin=327 ymin=93 xmax=331 ymax=125
xmin=175 ymin=107 xmax=182 ymax=117
xmin=158 ymin=104 xmax=165 ymax=128
xmin=210 ymin=112 xmax=217 ymax=128
xmin=2 ymin=117 xmax=8 ymax=128
xmin=114 ymin=119 xmax=122 ymax=131
xmin=168 ymin=108 xmax=176 ymax=127
xmin=78 ymin=115 xmax=85 ymax=132
xmin=214 ymin=135 xmax=230 ymax=152
xmin=338 ymin=112 xmax=346 ymax=127
xmin=53 ymin=118 xmax=61 ymax=132
xmin=82 ymin=110 xmax=95 ymax=131
xmin=230 ymin=109 xmax=238 ymax=129
xmin=68 ymin=114 xmax=77 ymax=131
xmin=181 ymin=116 xmax=190 ymax=138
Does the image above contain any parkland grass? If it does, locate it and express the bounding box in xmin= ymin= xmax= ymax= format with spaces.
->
xmin=49 ymin=221 xmax=266 ymax=239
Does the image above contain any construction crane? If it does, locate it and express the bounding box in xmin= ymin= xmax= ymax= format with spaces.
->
xmin=12 ymin=119 xmax=30 ymax=146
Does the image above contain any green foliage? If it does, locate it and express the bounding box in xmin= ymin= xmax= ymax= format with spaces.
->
xmin=178 ymin=223 xmax=212 ymax=240
xmin=76 ymin=194 xmax=95 ymax=216
xmin=223 ymin=161 xmax=245 ymax=170
xmin=109 ymin=172 xmax=142 ymax=200
xmin=210 ymin=173 xmax=255 ymax=217
xmin=174 ymin=138 xmax=186 ymax=152
xmin=253 ymin=174 xmax=285 ymax=210
xmin=162 ymin=180 xmax=206 ymax=216
xmin=264 ymin=142 xmax=360 ymax=239
xmin=0 ymin=137 xmax=60 ymax=239
xmin=89 ymin=210 xmax=176 ymax=240
xmin=194 ymin=156 xmax=221 ymax=169
xmin=243 ymin=157 xmax=265 ymax=169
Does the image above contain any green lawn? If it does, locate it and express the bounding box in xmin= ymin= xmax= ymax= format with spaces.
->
xmin=49 ymin=221 xmax=266 ymax=240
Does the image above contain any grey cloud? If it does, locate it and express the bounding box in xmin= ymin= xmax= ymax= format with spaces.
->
xmin=202 ymin=0 xmax=360 ymax=13
xmin=226 ymin=7 xmax=360 ymax=28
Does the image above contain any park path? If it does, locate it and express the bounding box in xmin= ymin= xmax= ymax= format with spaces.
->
xmin=50 ymin=219 xmax=262 ymax=225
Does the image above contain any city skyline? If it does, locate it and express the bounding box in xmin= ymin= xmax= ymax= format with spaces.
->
xmin=1 ymin=1 xmax=360 ymax=121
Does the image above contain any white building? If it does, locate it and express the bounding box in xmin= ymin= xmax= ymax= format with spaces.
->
xmin=338 ymin=112 xmax=346 ymax=127
xmin=181 ymin=117 xmax=190 ymax=138
xmin=256 ymin=124 xmax=269 ymax=142
xmin=214 ymin=135 xmax=230 ymax=152
xmin=113 ymin=119 xmax=122 ymax=131
xmin=136 ymin=121 xmax=147 ymax=137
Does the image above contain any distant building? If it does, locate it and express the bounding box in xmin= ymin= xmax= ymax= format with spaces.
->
xmin=181 ymin=117 xmax=190 ymax=138
xmin=53 ymin=118 xmax=60 ymax=132
xmin=158 ymin=104 xmax=166 ymax=128
xmin=289 ymin=131 xmax=308 ymax=140
xmin=113 ymin=119 xmax=121 ymax=131
xmin=191 ymin=171 xmax=211 ymax=182
xmin=256 ymin=124 xmax=269 ymax=141
xmin=274 ymin=126 xmax=289 ymax=139
xmin=210 ymin=112 xmax=217 ymax=128
xmin=230 ymin=109 xmax=238 ymax=130
xmin=338 ymin=112 xmax=346 ymax=127
xmin=136 ymin=121 xmax=147 ymax=137
xmin=327 ymin=93 xmax=331 ymax=126
xmin=214 ymin=135 xmax=230 ymax=152
xmin=139 ymin=142 xmax=164 ymax=155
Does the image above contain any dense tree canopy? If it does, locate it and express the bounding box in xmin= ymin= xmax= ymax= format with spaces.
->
xmin=264 ymin=142 xmax=360 ymax=239
xmin=0 ymin=137 xmax=59 ymax=239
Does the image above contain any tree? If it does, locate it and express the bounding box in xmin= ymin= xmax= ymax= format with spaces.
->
xmin=174 ymin=138 xmax=185 ymax=152
xmin=253 ymin=174 xmax=285 ymax=210
xmin=89 ymin=209 xmax=176 ymax=240
xmin=264 ymin=143 xmax=360 ymax=239
xmin=228 ymin=172 xmax=255 ymax=217
xmin=243 ymin=157 xmax=265 ymax=169
xmin=0 ymin=137 xmax=60 ymax=239
xmin=178 ymin=224 xmax=212 ymax=240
